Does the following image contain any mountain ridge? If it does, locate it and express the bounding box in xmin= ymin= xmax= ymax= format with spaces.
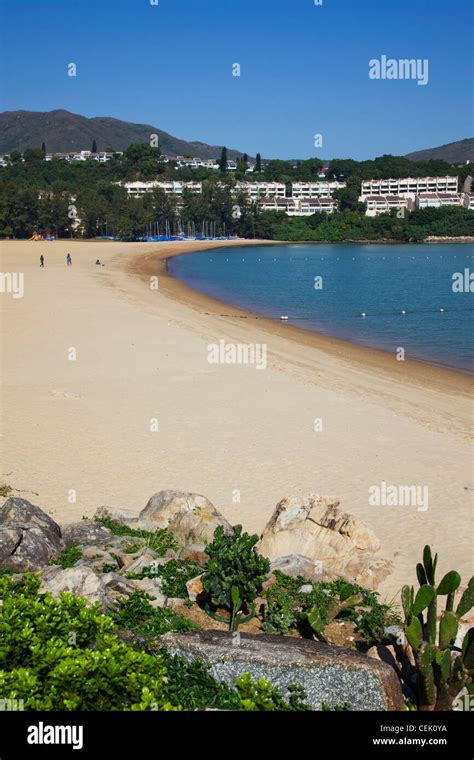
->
xmin=0 ymin=109 xmax=247 ymax=159
xmin=0 ymin=109 xmax=472 ymax=165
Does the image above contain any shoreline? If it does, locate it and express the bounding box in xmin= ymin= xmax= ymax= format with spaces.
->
xmin=1 ymin=238 xmax=472 ymax=602
xmin=127 ymin=239 xmax=473 ymax=392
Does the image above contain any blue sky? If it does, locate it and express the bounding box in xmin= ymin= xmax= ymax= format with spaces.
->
xmin=0 ymin=0 xmax=472 ymax=159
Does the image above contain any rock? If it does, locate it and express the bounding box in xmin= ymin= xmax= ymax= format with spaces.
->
xmin=0 ymin=498 xmax=63 ymax=571
xmin=125 ymin=548 xmax=161 ymax=575
xmin=161 ymin=631 xmax=404 ymax=711
xmin=166 ymin=597 xmax=185 ymax=609
xmin=93 ymin=506 xmax=138 ymax=524
xmin=268 ymin=554 xmax=341 ymax=584
xmin=258 ymin=495 xmax=392 ymax=589
xmin=101 ymin=573 xmax=137 ymax=600
xmin=73 ymin=546 xmax=117 ymax=572
xmin=40 ymin=566 xmax=107 ymax=607
xmin=61 ymin=520 xmax=112 ymax=547
xmin=136 ymin=490 xmax=232 ymax=546
xmin=186 ymin=573 xmax=205 ymax=602
xmin=367 ymin=644 xmax=397 ymax=666
xmin=128 ymin=577 xmax=166 ymax=607
xmin=179 ymin=544 xmax=207 ymax=565
xmin=298 ymin=584 xmax=313 ymax=594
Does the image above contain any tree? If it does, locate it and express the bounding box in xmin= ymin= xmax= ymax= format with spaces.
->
xmin=91 ymin=139 xmax=97 ymax=154
xmin=23 ymin=148 xmax=44 ymax=167
xmin=8 ymin=150 xmax=22 ymax=165
xmin=255 ymin=153 xmax=262 ymax=173
xmin=219 ymin=147 xmax=228 ymax=174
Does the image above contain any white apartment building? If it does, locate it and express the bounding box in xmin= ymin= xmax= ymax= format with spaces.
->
xmin=122 ymin=180 xmax=202 ymax=196
xmin=44 ymin=151 xmax=122 ymax=163
xmin=291 ymin=181 xmax=346 ymax=198
xmin=415 ymin=193 xmax=463 ymax=209
xmin=463 ymin=192 xmax=474 ymax=209
xmin=363 ymin=195 xmax=411 ymax=217
xmin=297 ymin=198 xmax=337 ymax=215
xmin=174 ymin=156 xmax=220 ymax=170
xmin=259 ymin=198 xmax=298 ymax=214
xmin=360 ymin=176 xmax=458 ymax=200
xmin=237 ymin=181 xmax=286 ymax=199
xmin=260 ymin=197 xmax=337 ymax=216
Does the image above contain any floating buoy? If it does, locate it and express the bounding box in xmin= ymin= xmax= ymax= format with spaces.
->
xmin=401 ymin=310 xmax=407 ymax=315
xmin=439 ymin=308 xmax=445 ymax=313
xmin=361 ymin=312 xmax=367 ymax=317
xmin=280 ymin=315 xmax=289 ymax=321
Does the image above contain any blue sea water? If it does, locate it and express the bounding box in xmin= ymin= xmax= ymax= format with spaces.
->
xmin=168 ymin=243 xmax=474 ymax=372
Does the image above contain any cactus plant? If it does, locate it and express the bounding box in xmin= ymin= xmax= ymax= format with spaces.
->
xmin=401 ymin=545 xmax=473 ymax=711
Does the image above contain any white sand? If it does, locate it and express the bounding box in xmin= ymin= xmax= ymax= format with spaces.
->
xmin=0 ymin=239 xmax=472 ymax=600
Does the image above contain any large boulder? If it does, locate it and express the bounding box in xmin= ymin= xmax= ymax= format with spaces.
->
xmin=40 ymin=565 xmax=107 ymax=606
xmin=135 ymin=490 xmax=232 ymax=547
xmin=61 ymin=520 xmax=112 ymax=547
xmin=0 ymin=498 xmax=63 ymax=571
xmin=258 ymin=495 xmax=392 ymax=589
xmin=161 ymin=630 xmax=404 ymax=711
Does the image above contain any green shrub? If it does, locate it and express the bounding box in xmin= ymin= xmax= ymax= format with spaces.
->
xmin=127 ymin=559 xmax=202 ymax=599
xmin=95 ymin=516 xmax=178 ymax=555
xmin=264 ymin=571 xmax=399 ymax=644
xmin=50 ymin=542 xmax=82 ymax=568
xmin=203 ymin=525 xmax=270 ymax=613
xmin=108 ymin=590 xmax=196 ymax=638
xmin=0 ymin=575 xmax=309 ymax=711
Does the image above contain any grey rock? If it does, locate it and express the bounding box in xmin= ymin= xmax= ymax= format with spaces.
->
xmin=136 ymin=490 xmax=232 ymax=546
xmin=298 ymin=584 xmax=314 ymax=594
xmin=0 ymin=498 xmax=63 ymax=571
xmin=125 ymin=548 xmax=161 ymax=575
xmin=61 ymin=521 xmax=112 ymax=547
xmin=40 ymin=565 xmax=107 ymax=606
xmin=161 ymin=630 xmax=404 ymax=711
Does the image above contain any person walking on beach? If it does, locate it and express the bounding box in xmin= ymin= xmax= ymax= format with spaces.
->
xmin=66 ymin=253 xmax=72 ymax=266
xmin=40 ymin=255 xmax=44 ymax=267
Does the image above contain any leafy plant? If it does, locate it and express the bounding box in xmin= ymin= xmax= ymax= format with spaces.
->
xmin=232 ymin=673 xmax=310 ymax=711
xmin=308 ymin=583 xmax=362 ymax=643
xmin=108 ymin=590 xmax=196 ymax=639
xmin=95 ymin=516 xmax=178 ymax=555
xmin=126 ymin=559 xmax=201 ymax=599
xmin=263 ymin=571 xmax=398 ymax=644
xmin=203 ymin=525 xmax=270 ymax=628
xmin=402 ymin=545 xmax=474 ymax=711
xmin=0 ymin=483 xmax=13 ymax=498
xmin=0 ymin=575 xmax=309 ymax=711
xmin=50 ymin=542 xmax=82 ymax=568
xmin=101 ymin=563 xmax=119 ymax=573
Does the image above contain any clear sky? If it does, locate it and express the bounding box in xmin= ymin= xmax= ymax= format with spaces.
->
xmin=0 ymin=0 xmax=472 ymax=159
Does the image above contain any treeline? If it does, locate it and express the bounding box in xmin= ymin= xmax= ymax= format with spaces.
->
xmin=252 ymin=206 xmax=474 ymax=242
xmin=0 ymin=143 xmax=473 ymax=241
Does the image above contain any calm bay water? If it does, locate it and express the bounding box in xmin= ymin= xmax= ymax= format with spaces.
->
xmin=168 ymin=243 xmax=474 ymax=372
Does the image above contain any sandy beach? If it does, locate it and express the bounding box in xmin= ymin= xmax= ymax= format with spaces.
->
xmin=0 ymin=239 xmax=472 ymax=601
